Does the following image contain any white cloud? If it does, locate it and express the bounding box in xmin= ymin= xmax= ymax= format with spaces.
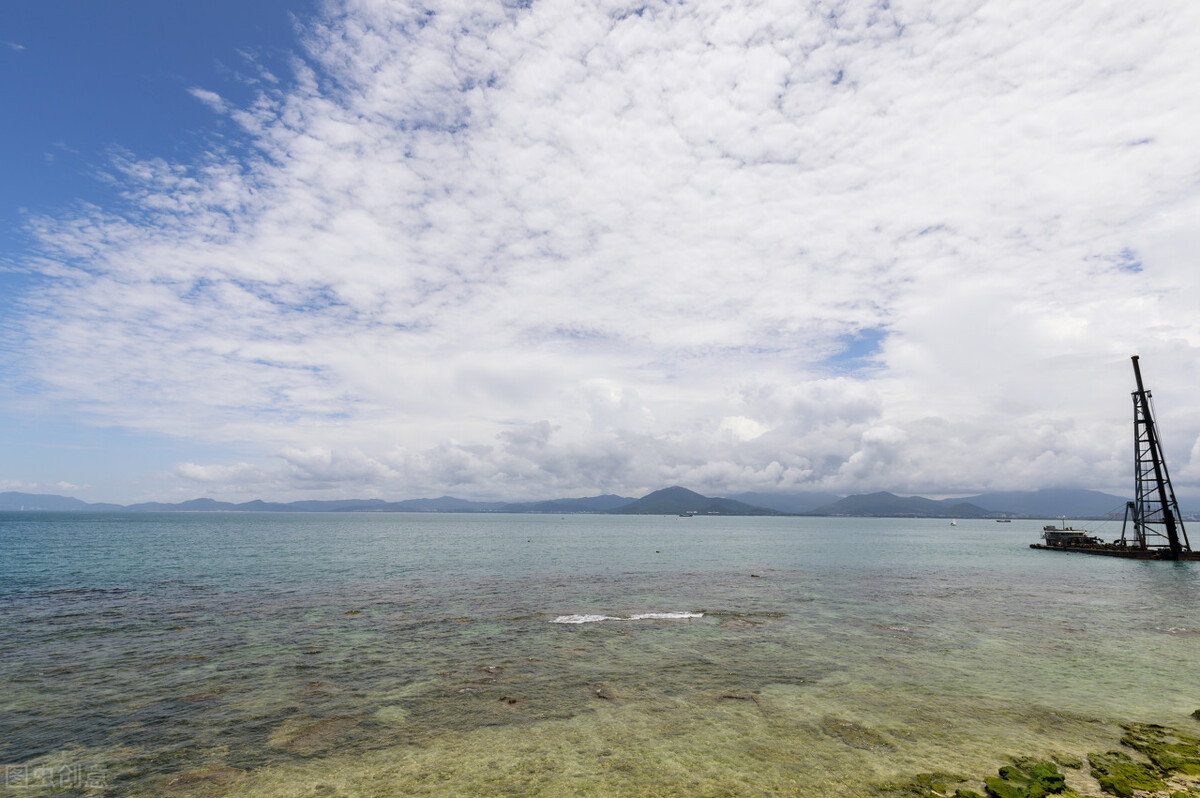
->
xmin=171 ymin=462 xmax=272 ymax=485
xmin=0 ymin=480 xmax=84 ymax=493
xmin=187 ymin=87 xmax=229 ymax=114
xmin=718 ymin=416 xmax=771 ymax=443
xmin=8 ymin=0 xmax=1200 ymax=501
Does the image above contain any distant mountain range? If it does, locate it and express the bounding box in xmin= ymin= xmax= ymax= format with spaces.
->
xmin=952 ymin=489 xmax=1130 ymax=518
xmin=0 ymin=487 xmax=1138 ymax=518
xmin=727 ymin=490 xmax=843 ymax=514
xmin=0 ymin=491 xmax=629 ymax=515
xmin=803 ymin=489 xmax=1130 ymax=519
xmin=812 ymin=492 xmax=993 ymax=518
xmin=611 ymin=486 xmax=780 ymax=515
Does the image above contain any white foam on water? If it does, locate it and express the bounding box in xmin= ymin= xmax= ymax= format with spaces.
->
xmin=627 ymin=612 xmax=703 ymax=621
xmin=552 ymin=614 xmax=621 ymax=624
xmin=551 ymin=612 xmax=703 ymax=624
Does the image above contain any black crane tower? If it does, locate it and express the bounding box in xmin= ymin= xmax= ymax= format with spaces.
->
xmin=1120 ymin=355 xmax=1190 ymax=559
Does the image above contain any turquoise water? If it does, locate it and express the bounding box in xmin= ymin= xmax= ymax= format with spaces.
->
xmin=2 ymin=512 xmax=1198 ymax=796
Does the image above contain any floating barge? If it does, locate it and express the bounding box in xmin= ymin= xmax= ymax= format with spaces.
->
xmin=1031 ymin=355 xmax=1199 ymax=561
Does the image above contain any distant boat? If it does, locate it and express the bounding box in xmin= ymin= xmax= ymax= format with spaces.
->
xmin=1031 ymin=356 xmax=1198 ymax=560
xmin=995 ymin=519 xmax=1011 ymax=523
xmin=950 ymin=518 xmax=957 ymax=526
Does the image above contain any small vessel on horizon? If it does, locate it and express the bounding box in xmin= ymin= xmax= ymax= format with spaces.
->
xmin=1031 ymin=355 xmax=1197 ymax=560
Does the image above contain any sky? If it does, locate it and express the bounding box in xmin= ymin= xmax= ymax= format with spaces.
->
xmin=2 ymin=0 xmax=1199 ymax=505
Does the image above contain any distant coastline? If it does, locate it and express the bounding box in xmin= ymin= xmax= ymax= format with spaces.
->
xmin=0 ymin=486 xmax=1168 ymax=519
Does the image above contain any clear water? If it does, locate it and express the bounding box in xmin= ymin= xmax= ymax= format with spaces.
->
xmin=2 ymin=512 xmax=1198 ymax=796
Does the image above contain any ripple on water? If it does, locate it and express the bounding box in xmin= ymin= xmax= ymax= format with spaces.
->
xmin=4 ymin=514 xmax=1200 ymax=795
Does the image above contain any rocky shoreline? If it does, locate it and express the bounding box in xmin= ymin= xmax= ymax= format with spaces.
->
xmin=881 ymin=713 xmax=1200 ymax=798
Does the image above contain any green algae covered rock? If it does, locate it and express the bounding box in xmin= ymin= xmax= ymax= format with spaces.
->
xmin=1027 ymin=762 xmax=1067 ymax=793
xmin=1052 ymin=755 xmax=1084 ymax=771
xmin=879 ymin=759 xmax=1077 ymax=798
xmin=882 ymin=715 xmax=1200 ymax=798
xmin=983 ymin=775 xmax=1028 ymax=798
xmin=876 ymin=771 xmax=961 ymax=797
xmin=983 ymin=760 xmax=1073 ymax=798
xmin=1120 ymin=722 xmax=1200 ymax=776
xmin=1087 ymin=750 xmax=1166 ymax=796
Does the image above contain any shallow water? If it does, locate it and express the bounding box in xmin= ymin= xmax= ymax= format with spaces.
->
xmin=2 ymin=512 xmax=1198 ymax=796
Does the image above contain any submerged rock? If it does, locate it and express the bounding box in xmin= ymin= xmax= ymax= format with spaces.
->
xmin=883 ymin=715 xmax=1200 ymax=798
xmin=178 ymin=690 xmax=222 ymax=703
xmin=719 ymin=616 xmax=763 ymax=629
xmin=164 ymin=766 xmax=244 ymax=791
xmin=373 ymin=704 xmax=408 ymax=723
xmin=876 ymin=771 xmax=962 ymax=797
xmin=715 ymin=691 xmax=758 ymax=703
xmin=592 ymin=684 xmax=617 ymax=701
xmin=1087 ymin=751 xmax=1165 ymax=797
xmin=268 ymin=716 xmax=360 ymax=756
xmin=880 ymin=759 xmax=1079 ymax=798
xmin=820 ymin=715 xmax=893 ymax=751
xmin=1120 ymin=722 xmax=1200 ymax=776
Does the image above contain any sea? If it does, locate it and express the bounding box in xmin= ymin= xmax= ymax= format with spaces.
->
xmin=1 ymin=512 xmax=1198 ymax=796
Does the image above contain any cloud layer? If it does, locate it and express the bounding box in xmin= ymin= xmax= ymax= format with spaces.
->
xmin=9 ymin=0 xmax=1200 ymax=501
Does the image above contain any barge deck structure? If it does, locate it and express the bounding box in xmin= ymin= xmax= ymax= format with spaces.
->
xmin=1031 ymin=355 xmax=1199 ymax=561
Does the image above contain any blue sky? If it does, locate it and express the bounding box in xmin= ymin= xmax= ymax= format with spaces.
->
xmin=3 ymin=0 xmax=1200 ymax=504
xmin=2 ymin=0 xmax=312 ymax=498
xmin=1 ymin=1 xmax=310 ymax=226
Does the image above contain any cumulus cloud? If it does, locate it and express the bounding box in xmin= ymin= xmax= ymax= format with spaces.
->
xmin=8 ymin=0 xmax=1200 ymax=501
